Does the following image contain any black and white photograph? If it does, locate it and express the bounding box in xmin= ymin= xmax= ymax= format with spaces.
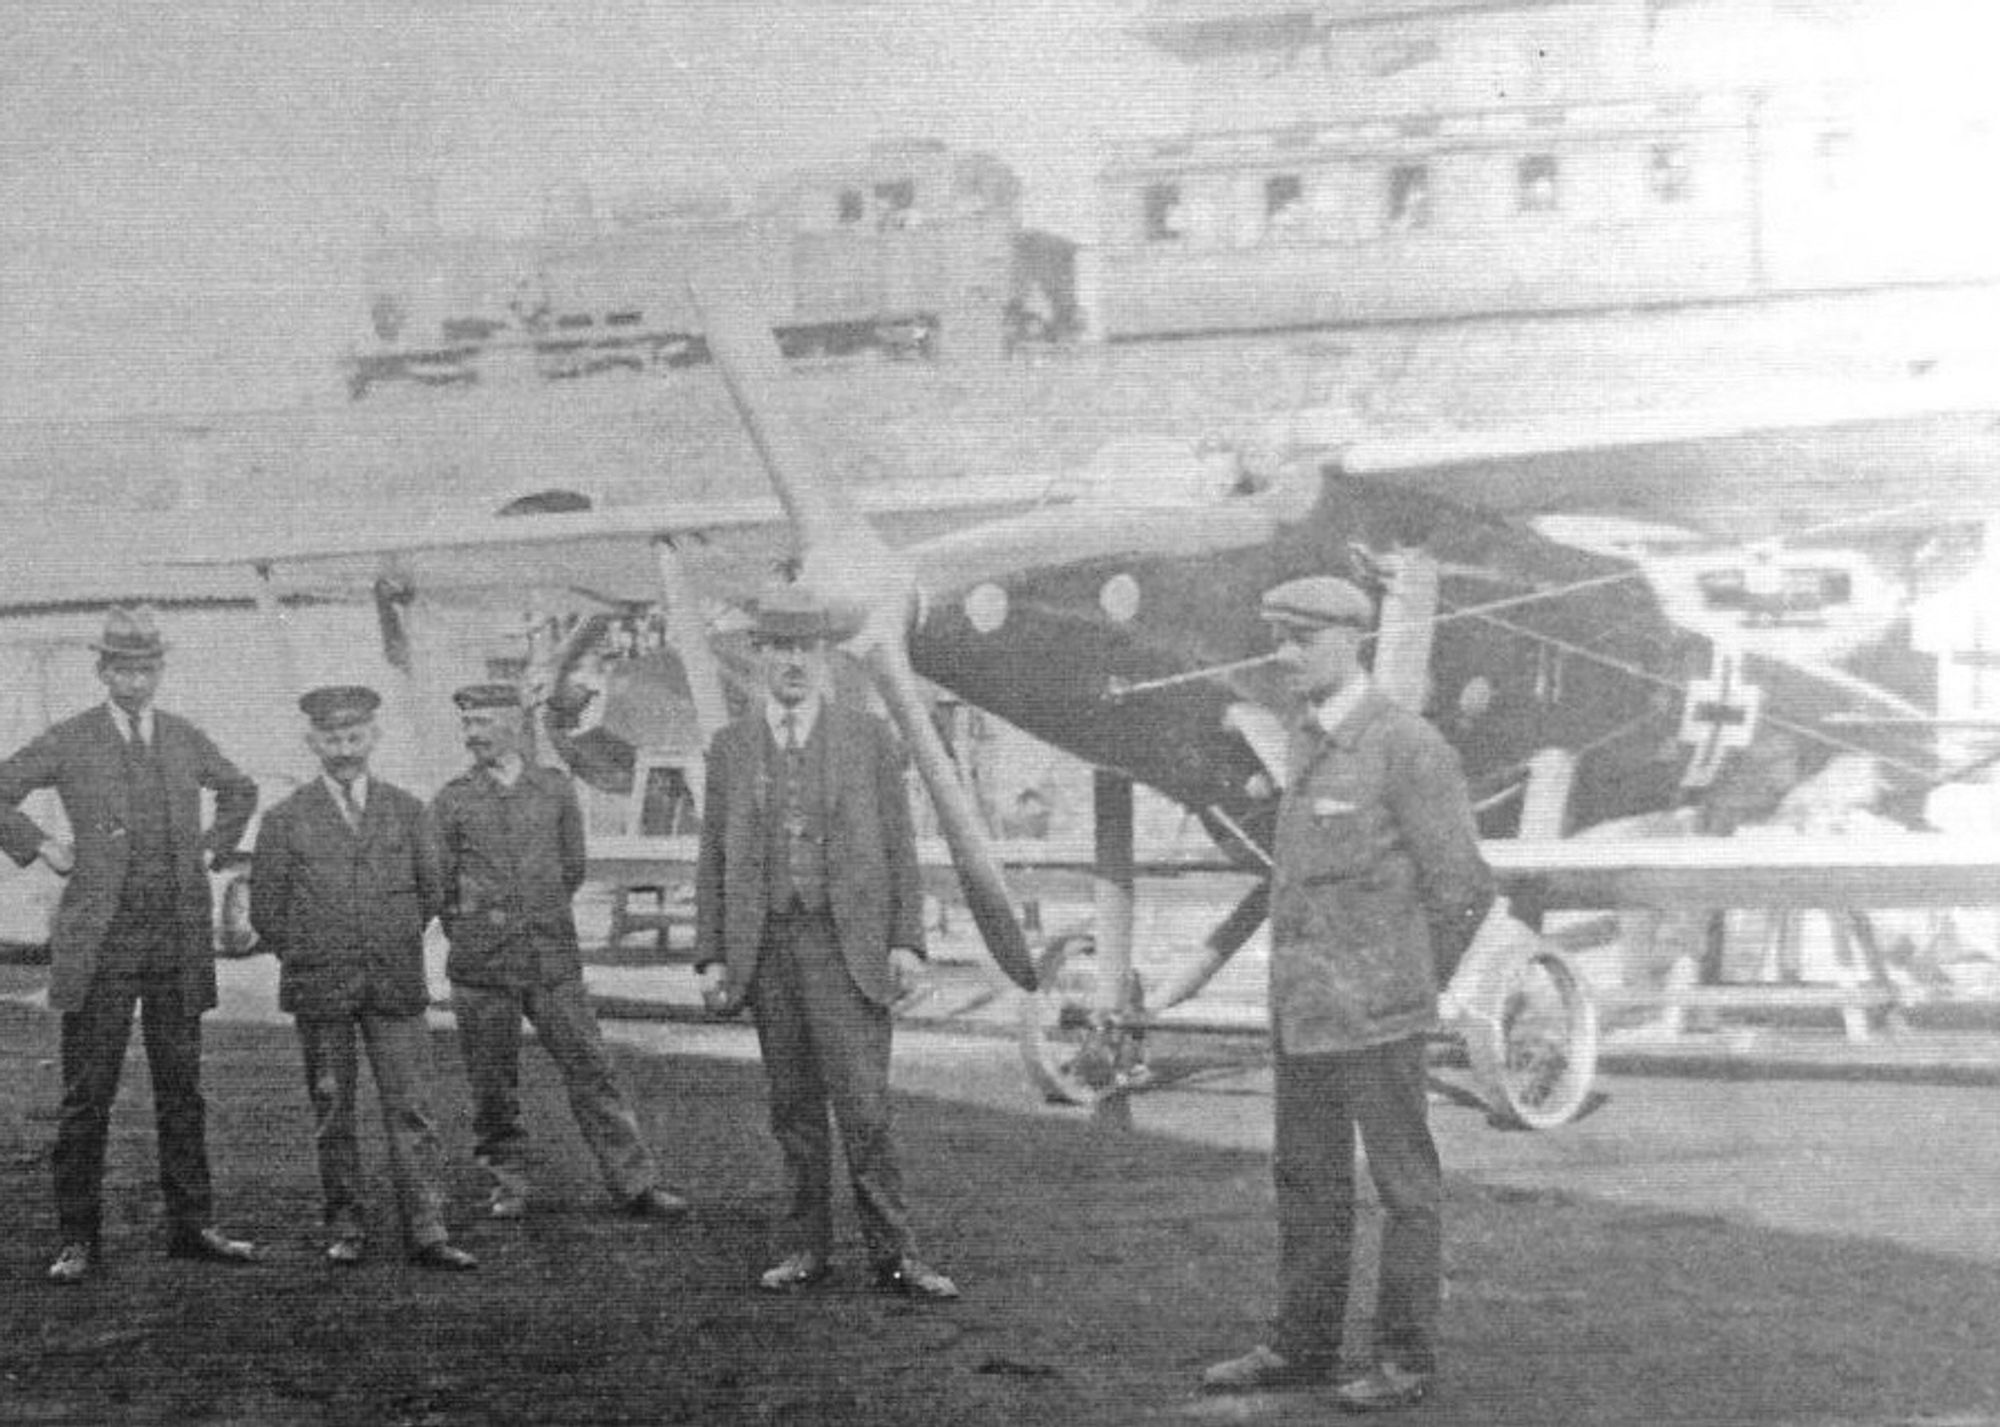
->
xmin=3 ymin=2 xmax=1998 ymax=1422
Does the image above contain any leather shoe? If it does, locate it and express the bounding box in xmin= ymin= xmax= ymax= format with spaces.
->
xmin=410 ymin=1241 xmax=478 ymax=1272
xmin=1334 ymin=1362 xmax=1433 ymax=1413
xmin=623 ymin=1187 xmax=690 ymax=1220
xmin=874 ymin=1256 xmax=960 ymax=1300
xmin=47 ymin=1243 xmax=92 ymax=1285
xmin=1200 ymin=1344 xmax=1330 ymax=1394
xmin=167 ymin=1227 xmax=256 ymax=1264
xmin=757 ymin=1251 xmax=829 ymax=1292
xmin=325 ymin=1235 xmax=364 ymax=1266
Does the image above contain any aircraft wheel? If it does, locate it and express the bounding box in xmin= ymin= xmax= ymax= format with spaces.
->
xmin=1016 ymin=931 xmax=1148 ymax=1106
xmin=1463 ymin=949 xmax=1598 ymax=1130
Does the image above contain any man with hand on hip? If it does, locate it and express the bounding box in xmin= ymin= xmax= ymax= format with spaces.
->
xmin=0 ymin=606 xmax=259 ymax=1283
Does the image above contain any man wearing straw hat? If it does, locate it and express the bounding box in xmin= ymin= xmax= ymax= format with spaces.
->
xmin=0 ymin=605 xmax=259 ymax=1283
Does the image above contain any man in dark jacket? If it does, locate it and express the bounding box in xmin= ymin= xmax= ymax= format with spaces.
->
xmin=694 ymin=584 xmax=956 ymax=1299
xmin=250 ymin=685 xmax=475 ymax=1270
xmin=1165 ymin=577 xmax=1493 ymax=1412
xmin=431 ymin=682 xmax=686 ymax=1224
xmin=0 ymin=606 xmax=259 ymax=1283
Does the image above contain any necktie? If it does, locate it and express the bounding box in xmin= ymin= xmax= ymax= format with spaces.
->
xmin=126 ymin=712 xmax=145 ymax=753
xmin=339 ymin=781 xmax=363 ymax=830
xmin=780 ymin=712 xmax=807 ymax=839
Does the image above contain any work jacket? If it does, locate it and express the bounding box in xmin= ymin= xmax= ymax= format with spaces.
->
xmin=431 ymin=763 xmax=588 ymax=989
xmin=1269 ymin=687 xmax=1494 ymax=1054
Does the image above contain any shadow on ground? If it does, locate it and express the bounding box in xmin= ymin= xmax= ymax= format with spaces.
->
xmin=0 ymin=1000 xmax=1995 ymax=1425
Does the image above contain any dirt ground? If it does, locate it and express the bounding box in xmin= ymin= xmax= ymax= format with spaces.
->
xmin=1 ymin=996 xmax=1997 ymax=1426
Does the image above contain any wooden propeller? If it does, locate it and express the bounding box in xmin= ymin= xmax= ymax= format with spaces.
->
xmin=687 ymin=269 xmax=1038 ymax=991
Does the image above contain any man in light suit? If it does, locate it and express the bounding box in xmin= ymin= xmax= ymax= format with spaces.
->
xmin=694 ymin=584 xmax=957 ymax=1299
xmin=250 ymin=685 xmax=475 ymax=1271
xmin=0 ymin=606 xmax=259 ymax=1283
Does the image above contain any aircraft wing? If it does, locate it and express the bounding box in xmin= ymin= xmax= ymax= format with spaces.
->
xmin=1487 ymin=833 xmax=2000 ymax=911
xmin=164 ymin=475 xmax=1053 ymax=606
xmin=1324 ymin=380 xmax=2000 ymax=538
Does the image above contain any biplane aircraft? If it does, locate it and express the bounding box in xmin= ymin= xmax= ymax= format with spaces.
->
xmin=109 ymin=270 xmax=2000 ymax=1130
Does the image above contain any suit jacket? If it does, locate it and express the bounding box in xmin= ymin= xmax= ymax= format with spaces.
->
xmin=1268 ymin=686 xmax=1494 ymax=1055
xmin=0 ymin=704 xmax=257 ymax=1012
xmin=430 ymin=762 xmax=589 ymax=989
xmin=250 ymin=777 xmax=443 ymax=1019
xmin=694 ymin=702 xmax=924 ymax=1010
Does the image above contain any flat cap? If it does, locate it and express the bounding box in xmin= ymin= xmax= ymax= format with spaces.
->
xmin=90 ymin=605 xmax=169 ymax=660
xmin=452 ymin=682 xmax=523 ymax=712
xmin=748 ymin=583 xmax=858 ymax=644
xmin=1260 ymin=576 xmax=1374 ymax=631
xmin=299 ymin=685 xmax=380 ymax=729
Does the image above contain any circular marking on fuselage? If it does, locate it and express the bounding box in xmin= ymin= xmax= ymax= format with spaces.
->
xmin=1099 ymin=573 xmax=1141 ymax=624
xmin=965 ymin=583 xmax=1009 ymax=635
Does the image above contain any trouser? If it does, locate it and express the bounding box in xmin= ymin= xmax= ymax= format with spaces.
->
xmin=451 ymin=976 xmax=659 ymax=1202
xmin=54 ymin=973 xmax=213 ymax=1247
xmin=295 ymin=1011 xmax=450 ymax=1247
xmin=1271 ymin=1035 xmax=1441 ymax=1375
xmin=750 ymin=908 xmax=913 ymax=1264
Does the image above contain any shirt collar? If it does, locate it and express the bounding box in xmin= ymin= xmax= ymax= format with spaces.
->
xmin=322 ymin=772 xmax=368 ymax=809
xmin=1312 ymin=676 xmax=1370 ymax=737
xmin=765 ymin=694 xmax=822 ymax=745
xmin=108 ymin=703 xmax=153 ymax=742
xmin=483 ymin=752 xmax=527 ymax=788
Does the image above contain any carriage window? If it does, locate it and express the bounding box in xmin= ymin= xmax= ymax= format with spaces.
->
xmin=1517 ymin=154 xmax=1560 ymax=211
xmin=1385 ymin=164 xmax=1431 ymax=230
xmin=1648 ymin=143 xmax=1692 ymax=203
xmin=1144 ymin=182 xmax=1185 ymax=241
xmin=1264 ymin=174 xmax=1305 ymax=236
xmin=835 ymin=187 xmax=865 ymax=225
xmin=874 ymin=179 xmax=917 ymax=230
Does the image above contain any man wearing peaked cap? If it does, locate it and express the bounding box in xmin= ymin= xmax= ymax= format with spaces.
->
xmin=1259 ymin=575 xmax=1376 ymax=632
xmin=694 ymin=582 xmax=957 ymax=1300
xmin=251 ymin=685 xmax=475 ymax=1271
xmin=430 ymin=679 xmax=688 ymax=1225
xmin=1159 ymin=574 xmax=1493 ymax=1410
xmin=0 ymin=606 xmax=259 ymax=1283
xmin=300 ymin=684 xmax=381 ymax=729
xmin=451 ymin=683 xmax=522 ymax=712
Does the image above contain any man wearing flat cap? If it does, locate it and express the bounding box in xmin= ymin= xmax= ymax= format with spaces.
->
xmin=0 ymin=606 xmax=259 ymax=1283
xmin=1160 ymin=576 xmax=1492 ymax=1411
xmin=250 ymin=686 xmax=475 ymax=1271
xmin=694 ymin=583 xmax=957 ymax=1299
xmin=430 ymin=680 xmax=687 ymax=1224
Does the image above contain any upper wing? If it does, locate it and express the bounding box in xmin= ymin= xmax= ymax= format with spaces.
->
xmin=164 ymin=475 xmax=1052 ymax=607
xmin=1323 ymin=381 xmax=2000 ymax=539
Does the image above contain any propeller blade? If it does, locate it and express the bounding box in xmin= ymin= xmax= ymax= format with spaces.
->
xmin=864 ymin=622 xmax=1038 ymax=990
xmin=687 ymin=265 xmax=1038 ymax=991
xmin=684 ymin=271 xmax=881 ymax=563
